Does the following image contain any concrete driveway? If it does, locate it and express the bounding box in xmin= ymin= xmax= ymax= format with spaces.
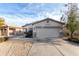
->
xmin=28 ymin=38 xmax=79 ymax=56
xmin=0 ymin=38 xmax=79 ymax=56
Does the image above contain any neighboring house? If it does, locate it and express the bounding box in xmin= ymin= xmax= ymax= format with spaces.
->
xmin=0 ymin=25 xmax=24 ymax=37
xmin=23 ymin=18 xmax=64 ymax=39
xmin=0 ymin=25 xmax=9 ymax=36
xmin=22 ymin=23 xmax=32 ymax=32
xmin=14 ymin=26 xmax=24 ymax=35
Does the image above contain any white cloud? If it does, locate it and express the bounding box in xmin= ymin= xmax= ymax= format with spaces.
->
xmin=0 ymin=4 xmax=65 ymax=26
xmin=0 ymin=10 xmax=62 ymax=27
xmin=5 ymin=11 xmax=62 ymax=27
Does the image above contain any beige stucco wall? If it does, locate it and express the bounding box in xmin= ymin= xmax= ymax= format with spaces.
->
xmin=33 ymin=20 xmax=63 ymax=39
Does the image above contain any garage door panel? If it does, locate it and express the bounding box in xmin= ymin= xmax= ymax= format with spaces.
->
xmin=36 ymin=28 xmax=59 ymax=38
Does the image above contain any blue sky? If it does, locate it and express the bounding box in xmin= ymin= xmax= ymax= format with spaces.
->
xmin=0 ymin=3 xmax=65 ymax=26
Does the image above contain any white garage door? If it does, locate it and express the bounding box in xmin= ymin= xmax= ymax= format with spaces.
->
xmin=36 ymin=28 xmax=60 ymax=39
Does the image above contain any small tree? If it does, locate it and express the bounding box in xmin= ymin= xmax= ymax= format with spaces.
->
xmin=0 ymin=17 xmax=5 ymax=27
xmin=66 ymin=3 xmax=79 ymax=39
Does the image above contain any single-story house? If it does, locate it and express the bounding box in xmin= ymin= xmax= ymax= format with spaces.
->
xmin=22 ymin=23 xmax=32 ymax=32
xmin=23 ymin=18 xmax=64 ymax=39
xmin=0 ymin=25 xmax=25 ymax=37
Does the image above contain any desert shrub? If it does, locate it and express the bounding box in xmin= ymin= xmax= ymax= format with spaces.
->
xmin=64 ymin=37 xmax=79 ymax=43
xmin=0 ymin=36 xmax=9 ymax=43
xmin=4 ymin=36 xmax=9 ymax=41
